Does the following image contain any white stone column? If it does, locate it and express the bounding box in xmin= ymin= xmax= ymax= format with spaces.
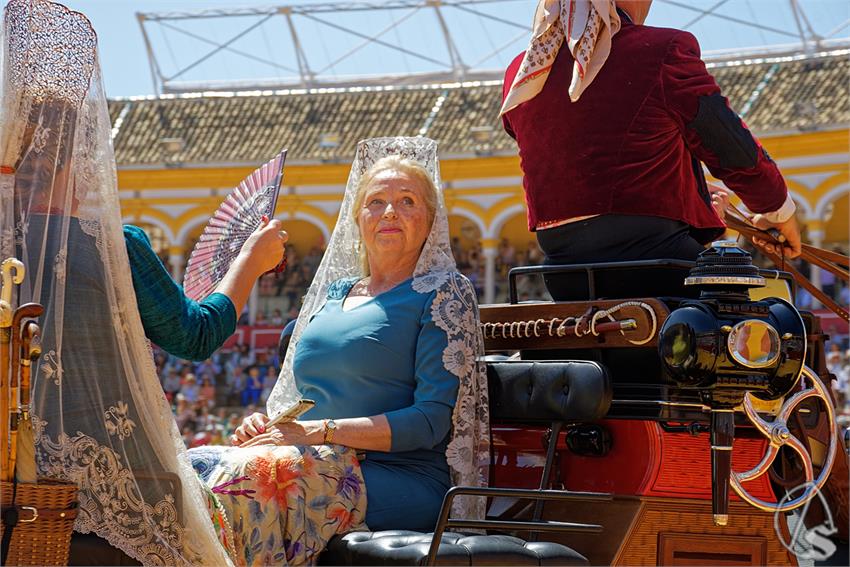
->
xmin=808 ymin=225 xmax=825 ymax=309
xmin=482 ymin=239 xmax=498 ymax=305
xmin=168 ymin=246 xmax=185 ymax=283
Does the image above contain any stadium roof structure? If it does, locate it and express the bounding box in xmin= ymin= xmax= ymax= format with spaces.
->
xmin=109 ymin=47 xmax=849 ymax=166
xmin=135 ymin=0 xmax=850 ymax=94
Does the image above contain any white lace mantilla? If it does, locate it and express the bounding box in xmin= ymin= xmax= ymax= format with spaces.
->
xmin=33 ymin=415 xmax=200 ymax=566
xmin=415 ymin=270 xmax=489 ymax=520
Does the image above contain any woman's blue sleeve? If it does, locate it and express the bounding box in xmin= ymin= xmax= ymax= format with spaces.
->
xmin=124 ymin=225 xmax=237 ymax=361
xmin=384 ymin=289 xmax=462 ymax=452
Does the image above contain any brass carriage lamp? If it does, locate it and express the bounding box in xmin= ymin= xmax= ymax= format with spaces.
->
xmin=658 ymin=241 xmax=806 ymax=526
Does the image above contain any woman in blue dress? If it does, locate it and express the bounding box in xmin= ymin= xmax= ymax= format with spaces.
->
xmin=190 ymin=137 xmax=489 ymax=565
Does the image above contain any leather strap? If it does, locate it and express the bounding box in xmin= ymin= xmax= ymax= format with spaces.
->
xmin=724 ymin=211 xmax=849 ymax=324
xmin=0 ymin=505 xmax=78 ymax=523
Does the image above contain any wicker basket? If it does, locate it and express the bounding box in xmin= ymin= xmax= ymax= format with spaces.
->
xmin=0 ymin=479 xmax=78 ymax=566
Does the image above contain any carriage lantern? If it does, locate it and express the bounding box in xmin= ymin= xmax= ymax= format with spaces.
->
xmin=659 ymin=242 xmax=836 ymax=525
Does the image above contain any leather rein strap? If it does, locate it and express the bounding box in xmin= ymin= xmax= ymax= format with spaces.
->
xmin=723 ymin=205 xmax=849 ymax=324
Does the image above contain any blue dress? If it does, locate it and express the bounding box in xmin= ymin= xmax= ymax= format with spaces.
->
xmin=293 ymin=277 xmax=460 ymax=531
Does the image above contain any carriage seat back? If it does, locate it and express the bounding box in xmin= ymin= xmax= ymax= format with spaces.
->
xmin=487 ymin=360 xmax=612 ymax=424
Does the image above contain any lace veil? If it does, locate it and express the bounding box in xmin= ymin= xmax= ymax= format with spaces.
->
xmin=0 ymin=1 xmax=232 ymax=564
xmin=267 ymin=137 xmax=489 ymax=519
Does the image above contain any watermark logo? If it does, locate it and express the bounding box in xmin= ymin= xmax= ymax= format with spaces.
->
xmin=774 ymin=482 xmax=837 ymax=562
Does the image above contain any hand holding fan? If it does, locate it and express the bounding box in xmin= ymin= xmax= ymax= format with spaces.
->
xmin=183 ymin=150 xmax=287 ymax=302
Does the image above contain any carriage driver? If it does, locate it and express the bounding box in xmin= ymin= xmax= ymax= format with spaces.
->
xmin=500 ymin=0 xmax=801 ymax=298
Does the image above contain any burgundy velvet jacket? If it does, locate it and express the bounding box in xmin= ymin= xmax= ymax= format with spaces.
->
xmin=502 ymin=15 xmax=788 ymax=243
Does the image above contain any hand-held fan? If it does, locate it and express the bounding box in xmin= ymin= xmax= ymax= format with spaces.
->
xmin=183 ymin=149 xmax=287 ymax=301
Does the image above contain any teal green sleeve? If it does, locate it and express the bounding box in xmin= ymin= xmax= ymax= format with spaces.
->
xmin=384 ymin=290 xmax=459 ymax=452
xmin=124 ymin=225 xmax=237 ymax=361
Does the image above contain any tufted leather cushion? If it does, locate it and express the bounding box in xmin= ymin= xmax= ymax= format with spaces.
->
xmin=320 ymin=530 xmax=588 ymax=566
xmin=487 ymin=361 xmax=611 ymax=424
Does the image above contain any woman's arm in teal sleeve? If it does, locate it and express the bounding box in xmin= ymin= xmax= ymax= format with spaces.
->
xmin=384 ymin=285 xmax=465 ymax=452
xmin=124 ymin=225 xmax=237 ymax=361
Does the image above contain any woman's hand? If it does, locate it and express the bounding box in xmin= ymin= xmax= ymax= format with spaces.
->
xmin=215 ymin=217 xmax=288 ymax=319
xmin=230 ymin=412 xmax=270 ymax=445
xmin=238 ymin=419 xmax=324 ymax=448
xmin=239 ymin=217 xmax=288 ymax=276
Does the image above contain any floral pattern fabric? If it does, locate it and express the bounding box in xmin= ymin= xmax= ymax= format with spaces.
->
xmin=189 ymin=444 xmax=367 ymax=566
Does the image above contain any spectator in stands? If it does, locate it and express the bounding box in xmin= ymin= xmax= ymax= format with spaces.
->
xmin=242 ymin=365 xmax=264 ymax=406
xmin=186 ymin=141 xmax=487 ymax=565
xmin=500 ymin=0 xmax=801 ymax=299
xmin=525 ymin=241 xmax=544 ymax=266
xmin=199 ymin=376 xmax=216 ymax=408
xmin=451 ymin=236 xmax=468 ymax=269
xmin=227 ymin=366 xmax=246 ymax=406
xmin=257 ymin=272 xmax=276 ymax=296
xmin=195 ymin=357 xmax=220 ymax=380
xmin=162 ymin=368 xmax=182 ymax=403
xmin=822 ymin=269 xmax=837 ymax=302
xmin=498 ymin=238 xmax=516 ymax=275
xmin=174 ymin=394 xmax=195 ymax=432
xmin=181 ymin=374 xmax=200 ymax=404
xmin=467 ymin=243 xmax=482 ymax=272
xmin=270 ymin=308 xmax=284 ymax=326
xmin=236 ymin=343 xmax=254 ymax=367
xmin=281 ymin=259 xmax=306 ymax=308
xmin=306 ymin=244 xmax=324 ymax=269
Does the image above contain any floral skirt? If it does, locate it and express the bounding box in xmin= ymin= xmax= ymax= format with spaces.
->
xmin=188 ymin=444 xmax=367 ymax=566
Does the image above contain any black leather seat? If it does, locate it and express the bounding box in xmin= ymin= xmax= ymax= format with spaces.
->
xmin=320 ymin=359 xmax=612 ymax=566
xmin=321 ymin=530 xmax=588 ymax=566
xmin=486 ymin=360 xmax=612 ymax=424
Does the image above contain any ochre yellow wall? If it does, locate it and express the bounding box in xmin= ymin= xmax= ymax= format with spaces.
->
xmin=119 ymin=128 xmax=849 ymax=250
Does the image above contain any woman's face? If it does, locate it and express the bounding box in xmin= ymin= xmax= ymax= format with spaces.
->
xmin=357 ymin=169 xmax=432 ymax=269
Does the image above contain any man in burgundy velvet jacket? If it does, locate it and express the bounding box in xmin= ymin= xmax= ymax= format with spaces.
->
xmin=501 ymin=0 xmax=800 ymax=294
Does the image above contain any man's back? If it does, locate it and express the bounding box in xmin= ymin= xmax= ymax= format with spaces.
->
xmin=503 ymin=18 xmax=785 ymax=243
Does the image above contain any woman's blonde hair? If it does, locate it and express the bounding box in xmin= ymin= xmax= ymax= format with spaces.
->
xmin=352 ymin=155 xmax=438 ymax=276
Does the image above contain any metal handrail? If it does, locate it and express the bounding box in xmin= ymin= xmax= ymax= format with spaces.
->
xmin=425 ymin=486 xmax=612 ymax=565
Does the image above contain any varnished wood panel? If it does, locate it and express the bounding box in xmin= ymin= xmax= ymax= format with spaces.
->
xmin=658 ymin=533 xmax=767 ymax=566
xmin=612 ymin=498 xmax=797 ymax=566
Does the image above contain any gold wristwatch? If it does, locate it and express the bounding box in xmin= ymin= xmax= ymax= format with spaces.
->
xmin=323 ymin=419 xmax=338 ymax=444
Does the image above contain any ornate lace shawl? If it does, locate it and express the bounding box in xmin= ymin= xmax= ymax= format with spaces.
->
xmin=267 ymin=137 xmax=489 ymax=520
xmin=0 ymin=2 xmax=232 ymax=564
xmin=500 ymin=0 xmax=621 ymax=114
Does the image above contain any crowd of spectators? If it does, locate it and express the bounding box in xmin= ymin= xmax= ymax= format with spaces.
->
xmin=452 ymin=237 xmax=550 ymax=302
xmin=252 ymin=243 xmax=324 ymax=325
xmin=154 ymin=344 xmax=282 ymax=448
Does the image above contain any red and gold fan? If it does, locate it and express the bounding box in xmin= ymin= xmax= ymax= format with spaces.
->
xmin=183 ymin=150 xmax=287 ymax=301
